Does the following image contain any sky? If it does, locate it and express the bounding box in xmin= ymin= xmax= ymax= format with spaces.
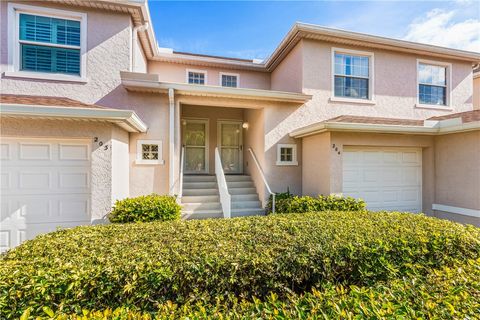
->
xmin=149 ymin=0 xmax=480 ymax=60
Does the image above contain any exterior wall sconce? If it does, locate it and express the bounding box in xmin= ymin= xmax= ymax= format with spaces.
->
xmin=242 ymin=122 xmax=249 ymax=129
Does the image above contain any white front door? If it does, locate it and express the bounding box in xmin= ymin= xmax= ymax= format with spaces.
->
xmin=183 ymin=119 xmax=209 ymax=174
xmin=342 ymin=147 xmax=422 ymax=213
xmin=218 ymin=121 xmax=243 ymax=174
xmin=0 ymin=138 xmax=91 ymax=252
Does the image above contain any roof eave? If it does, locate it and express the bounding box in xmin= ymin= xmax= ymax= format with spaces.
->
xmin=0 ymin=104 xmax=148 ymax=133
xmin=120 ymin=72 xmax=312 ymax=103
xmin=290 ymin=120 xmax=480 ymax=138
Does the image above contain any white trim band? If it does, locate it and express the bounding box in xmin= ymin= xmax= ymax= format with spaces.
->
xmin=432 ymin=204 xmax=480 ymax=218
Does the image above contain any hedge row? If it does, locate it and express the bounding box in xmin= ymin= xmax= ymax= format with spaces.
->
xmin=25 ymin=259 xmax=480 ymax=319
xmin=1 ymin=211 xmax=479 ymax=318
xmin=266 ymin=192 xmax=366 ymax=214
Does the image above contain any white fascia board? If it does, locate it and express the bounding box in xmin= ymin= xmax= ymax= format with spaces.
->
xmin=0 ymin=104 xmax=148 ymax=133
xmin=121 ymin=77 xmax=312 ymax=103
xmin=289 ymin=120 xmax=480 ymax=138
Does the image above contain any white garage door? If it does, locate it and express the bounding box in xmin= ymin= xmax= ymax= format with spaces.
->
xmin=343 ymin=147 xmax=422 ymax=213
xmin=1 ymin=138 xmax=91 ymax=252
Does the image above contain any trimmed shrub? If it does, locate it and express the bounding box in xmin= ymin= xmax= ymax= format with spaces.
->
xmin=108 ymin=194 xmax=180 ymax=223
xmin=44 ymin=259 xmax=480 ymax=319
xmin=1 ymin=211 xmax=479 ymax=318
xmin=266 ymin=191 xmax=366 ymax=214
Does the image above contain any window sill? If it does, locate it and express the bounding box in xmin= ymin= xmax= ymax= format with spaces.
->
xmin=3 ymin=71 xmax=88 ymax=83
xmin=276 ymin=161 xmax=298 ymax=166
xmin=135 ymin=159 xmax=165 ymax=165
xmin=329 ymin=97 xmax=376 ymax=105
xmin=415 ymin=103 xmax=453 ymax=111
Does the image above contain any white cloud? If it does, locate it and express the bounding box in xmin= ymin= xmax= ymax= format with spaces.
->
xmin=403 ymin=8 xmax=480 ymax=52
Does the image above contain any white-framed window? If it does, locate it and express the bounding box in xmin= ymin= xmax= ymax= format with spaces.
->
xmin=186 ymin=69 xmax=207 ymax=85
xmin=331 ymin=47 xmax=374 ymax=103
xmin=6 ymin=3 xmax=87 ymax=82
xmin=136 ymin=140 xmax=164 ymax=165
xmin=276 ymin=144 xmax=298 ymax=166
xmin=416 ymin=59 xmax=452 ymax=108
xmin=220 ymin=72 xmax=239 ymax=88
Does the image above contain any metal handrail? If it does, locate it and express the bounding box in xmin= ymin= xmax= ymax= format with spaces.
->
xmin=215 ymin=147 xmax=231 ymax=218
xmin=178 ymin=146 xmax=185 ymax=200
xmin=248 ymin=148 xmax=275 ymax=213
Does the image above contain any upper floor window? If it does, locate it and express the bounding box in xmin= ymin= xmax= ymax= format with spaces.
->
xmin=19 ymin=14 xmax=81 ymax=75
xmin=187 ymin=70 xmax=206 ymax=85
xmin=220 ymin=73 xmax=239 ymax=88
xmin=7 ymin=4 xmax=87 ymax=81
xmin=418 ymin=61 xmax=449 ymax=106
xmin=333 ymin=48 xmax=374 ymax=101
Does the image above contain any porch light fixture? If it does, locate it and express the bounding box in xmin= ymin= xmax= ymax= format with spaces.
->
xmin=242 ymin=122 xmax=249 ymax=129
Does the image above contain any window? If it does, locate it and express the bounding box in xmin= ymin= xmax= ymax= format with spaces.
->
xmin=187 ymin=70 xmax=206 ymax=85
xmin=276 ymin=144 xmax=298 ymax=166
xmin=418 ymin=61 xmax=450 ymax=106
xmin=220 ymin=73 xmax=239 ymax=87
xmin=7 ymin=4 xmax=86 ymax=81
xmin=332 ymin=48 xmax=373 ymax=101
xmin=136 ymin=140 xmax=164 ymax=165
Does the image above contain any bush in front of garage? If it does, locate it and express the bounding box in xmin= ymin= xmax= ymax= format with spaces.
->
xmin=1 ymin=211 xmax=479 ymax=318
xmin=266 ymin=191 xmax=366 ymax=214
xmin=108 ymin=194 xmax=181 ymax=223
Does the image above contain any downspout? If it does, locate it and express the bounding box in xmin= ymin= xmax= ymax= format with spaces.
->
xmin=131 ymin=23 xmax=149 ymax=72
xmin=168 ymin=88 xmax=175 ymax=195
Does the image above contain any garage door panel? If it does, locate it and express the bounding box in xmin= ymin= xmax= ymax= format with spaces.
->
xmin=343 ymin=147 xmax=422 ymax=213
xmin=1 ymin=138 xmax=91 ymax=252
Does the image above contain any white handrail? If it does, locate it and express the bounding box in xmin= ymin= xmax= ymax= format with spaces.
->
xmin=178 ymin=146 xmax=185 ymax=200
xmin=215 ymin=147 xmax=231 ymax=218
xmin=248 ymin=148 xmax=276 ymax=213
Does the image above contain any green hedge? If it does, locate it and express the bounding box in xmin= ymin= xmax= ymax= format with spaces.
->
xmin=108 ymin=194 xmax=180 ymax=223
xmin=36 ymin=259 xmax=480 ymax=319
xmin=266 ymin=191 xmax=366 ymax=214
xmin=1 ymin=211 xmax=479 ymax=318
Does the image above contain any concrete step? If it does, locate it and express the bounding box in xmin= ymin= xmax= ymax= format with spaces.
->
xmin=183 ymin=175 xmax=216 ymax=182
xmin=183 ymin=182 xmax=218 ymax=189
xmin=229 ymin=187 xmax=257 ymax=195
xmin=225 ymin=175 xmax=252 ymax=182
xmin=227 ymin=181 xmax=254 ymax=188
xmin=231 ymin=194 xmax=259 ymax=201
xmin=232 ymin=200 xmax=262 ymax=209
xmin=182 ymin=188 xmax=219 ymax=196
xmin=231 ymin=208 xmax=265 ymax=217
xmin=181 ymin=195 xmax=220 ymax=203
xmin=182 ymin=210 xmax=223 ymax=220
xmin=182 ymin=202 xmax=222 ymax=211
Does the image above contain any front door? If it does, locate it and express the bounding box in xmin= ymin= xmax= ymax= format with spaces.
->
xmin=183 ymin=119 xmax=209 ymax=174
xmin=218 ymin=121 xmax=243 ymax=174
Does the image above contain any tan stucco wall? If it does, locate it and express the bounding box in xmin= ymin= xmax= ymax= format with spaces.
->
xmin=270 ymin=41 xmax=303 ymax=93
xmin=0 ymin=117 xmax=121 ymax=220
xmin=301 ymin=132 xmax=436 ymax=215
xmin=244 ymin=108 xmax=267 ymax=204
xmin=474 ymin=76 xmax=480 ymax=110
xmin=434 ymin=131 xmax=480 ymax=210
xmin=148 ymin=61 xmax=271 ymax=90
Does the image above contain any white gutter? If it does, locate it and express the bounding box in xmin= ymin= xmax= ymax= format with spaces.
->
xmin=120 ymin=72 xmax=312 ymax=103
xmin=290 ymin=119 xmax=480 ymax=138
xmin=0 ymin=104 xmax=148 ymax=133
xmin=132 ymin=23 xmax=149 ymax=71
xmin=168 ymin=88 xmax=175 ymax=195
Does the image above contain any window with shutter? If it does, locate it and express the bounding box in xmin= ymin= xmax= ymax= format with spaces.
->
xmin=17 ymin=12 xmax=82 ymax=76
